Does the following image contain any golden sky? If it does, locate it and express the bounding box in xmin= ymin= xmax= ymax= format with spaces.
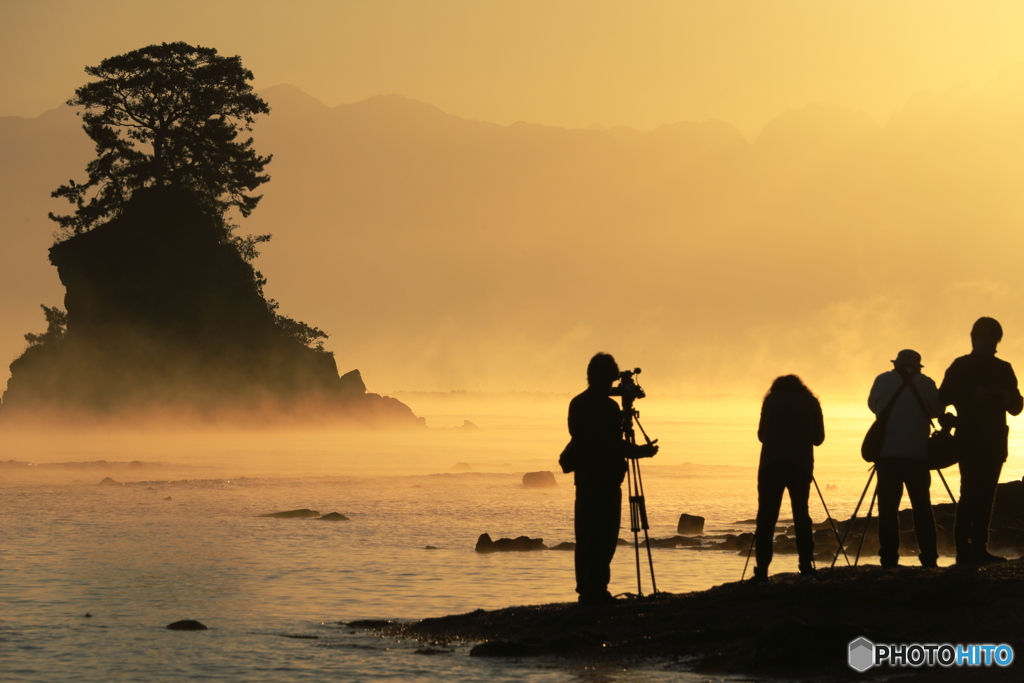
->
xmin=4 ymin=2 xmax=1024 ymax=136
xmin=5 ymin=2 xmax=1024 ymax=399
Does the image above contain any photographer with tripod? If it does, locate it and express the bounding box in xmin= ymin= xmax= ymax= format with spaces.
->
xmin=867 ymin=349 xmax=940 ymax=569
xmin=565 ymin=353 xmax=657 ymax=605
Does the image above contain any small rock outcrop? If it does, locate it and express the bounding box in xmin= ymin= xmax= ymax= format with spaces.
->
xmin=98 ymin=477 xmax=121 ymax=486
xmin=646 ymin=535 xmax=702 ymax=548
xmin=260 ymin=509 xmax=321 ymax=519
xmin=677 ymin=513 xmax=705 ymax=535
xmin=522 ymin=471 xmax=557 ymax=489
xmin=318 ymin=512 xmax=349 ymax=521
xmin=475 ymin=533 xmax=547 ymax=553
xmin=166 ymin=619 xmax=207 ymax=631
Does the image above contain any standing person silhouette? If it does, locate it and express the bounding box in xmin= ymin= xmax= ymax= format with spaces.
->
xmin=568 ymin=353 xmax=656 ymax=604
xmin=868 ymin=349 xmax=940 ymax=569
xmin=752 ymin=375 xmax=825 ymax=582
xmin=939 ymin=317 xmax=1023 ymax=565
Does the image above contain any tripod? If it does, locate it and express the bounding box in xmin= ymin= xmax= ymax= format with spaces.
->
xmin=740 ymin=473 xmax=849 ymax=581
xmin=622 ymin=393 xmax=658 ymax=597
xmin=831 ymin=465 xmax=958 ymax=567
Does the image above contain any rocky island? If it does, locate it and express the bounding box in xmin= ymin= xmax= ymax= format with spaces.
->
xmin=0 ymin=43 xmax=420 ymax=427
xmin=2 ymin=187 xmax=420 ymax=426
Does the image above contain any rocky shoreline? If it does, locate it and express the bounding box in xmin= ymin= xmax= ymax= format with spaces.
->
xmin=386 ymin=560 xmax=1024 ymax=681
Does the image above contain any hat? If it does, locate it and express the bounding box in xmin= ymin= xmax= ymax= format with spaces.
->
xmin=891 ymin=349 xmax=923 ymax=368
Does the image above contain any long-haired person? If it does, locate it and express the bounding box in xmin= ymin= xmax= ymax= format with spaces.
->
xmin=753 ymin=374 xmax=825 ymax=582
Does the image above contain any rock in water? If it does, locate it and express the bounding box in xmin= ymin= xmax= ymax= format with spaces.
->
xmin=98 ymin=477 xmax=121 ymax=486
xmin=677 ymin=513 xmax=705 ymax=535
xmin=476 ymin=533 xmax=547 ymax=552
xmin=522 ymin=471 xmax=557 ymax=489
xmin=318 ymin=512 xmax=349 ymax=521
xmin=166 ymin=620 xmax=207 ymax=631
xmin=476 ymin=533 xmax=496 ymax=553
xmin=260 ymin=509 xmax=320 ymax=519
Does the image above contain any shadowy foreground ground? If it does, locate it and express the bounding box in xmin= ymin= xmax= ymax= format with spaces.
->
xmin=387 ymin=560 xmax=1024 ymax=681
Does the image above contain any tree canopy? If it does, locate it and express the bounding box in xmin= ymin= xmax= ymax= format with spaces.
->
xmin=50 ymin=42 xmax=272 ymax=236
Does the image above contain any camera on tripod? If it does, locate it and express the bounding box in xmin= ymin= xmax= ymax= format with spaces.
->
xmin=609 ymin=368 xmax=645 ymax=403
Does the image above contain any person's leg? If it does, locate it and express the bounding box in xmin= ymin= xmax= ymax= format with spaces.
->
xmin=575 ymin=484 xmax=622 ymax=599
xmin=875 ymin=459 xmax=904 ymax=568
xmin=904 ymin=461 xmax=937 ymax=567
xmin=956 ymin=455 xmax=982 ymax=561
xmin=786 ymin=466 xmax=815 ymax=573
xmin=972 ymin=457 xmax=1004 ymax=558
xmin=755 ymin=463 xmax=787 ymax=576
xmin=595 ymin=485 xmax=623 ymax=590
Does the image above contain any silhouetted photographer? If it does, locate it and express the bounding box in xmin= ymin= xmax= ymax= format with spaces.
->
xmin=752 ymin=375 xmax=825 ymax=582
xmin=939 ymin=317 xmax=1023 ymax=565
xmin=562 ymin=353 xmax=657 ymax=605
xmin=868 ymin=349 xmax=940 ymax=568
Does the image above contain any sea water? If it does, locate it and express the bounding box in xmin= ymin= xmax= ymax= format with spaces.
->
xmin=2 ymin=395 xmax=1021 ymax=682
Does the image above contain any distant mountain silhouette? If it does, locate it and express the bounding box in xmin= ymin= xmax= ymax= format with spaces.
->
xmin=5 ymin=80 xmax=1024 ymax=394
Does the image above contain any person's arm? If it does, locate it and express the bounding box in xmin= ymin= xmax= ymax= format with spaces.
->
xmin=1005 ymin=365 xmax=1023 ymax=417
xmin=937 ymin=360 xmax=959 ymax=410
xmin=812 ymin=398 xmax=825 ymax=447
xmin=757 ymin=400 xmax=769 ymax=444
xmin=922 ymin=376 xmax=942 ymax=418
xmin=867 ymin=375 xmax=885 ymax=415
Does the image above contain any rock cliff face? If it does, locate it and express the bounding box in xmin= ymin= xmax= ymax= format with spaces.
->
xmin=2 ymin=187 xmax=421 ymax=426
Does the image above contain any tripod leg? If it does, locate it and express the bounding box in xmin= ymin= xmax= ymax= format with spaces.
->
xmin=854 ymin=484 xmax=878 ymax=566
xmin=813 ymin=476 xmax=850 ymax=567
xmin=627 ymin=461 xmax=643 ymax=596
xmin=634 ymin=459 xmax=658 ymax=595
xmin=741 ymin=530 xmax=756 ymax=580
xmin=936 ymin=468 xmax=957 ymax=510
xmin=832 ymin=467 xmax=875 ymax=567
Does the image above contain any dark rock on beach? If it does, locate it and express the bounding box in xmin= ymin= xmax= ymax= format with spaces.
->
xmin=346 ymin=619 xmax=397 ymax=629
xmin=166 ymin=619 xmax=207 ymax=631
xmin=475 ymin=533 xmax=547 ymax=553
xmin=522 ymin=471 xmax=557 ymax=489
xmin=390 ymin=560 xmax=1024 ymax=680
xmin=260 ymin=509 xmax=320 ymax=519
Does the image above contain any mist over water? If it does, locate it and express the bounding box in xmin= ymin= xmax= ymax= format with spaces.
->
xmin=5 ymin=393 xmax=1024 ymax=680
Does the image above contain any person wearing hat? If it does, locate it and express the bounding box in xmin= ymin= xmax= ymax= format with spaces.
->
xmin=938 ymin=317 xmax=1023 ymax=565
xmin=867 ymin=349 xmax=941 ymax=568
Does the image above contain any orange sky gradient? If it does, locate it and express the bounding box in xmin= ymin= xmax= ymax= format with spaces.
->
xmin=5 ymin=2 xmax=1024 ymax=402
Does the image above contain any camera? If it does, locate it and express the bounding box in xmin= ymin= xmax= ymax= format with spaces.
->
xmin=609 ymin=367 xmax=645 ymax=403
